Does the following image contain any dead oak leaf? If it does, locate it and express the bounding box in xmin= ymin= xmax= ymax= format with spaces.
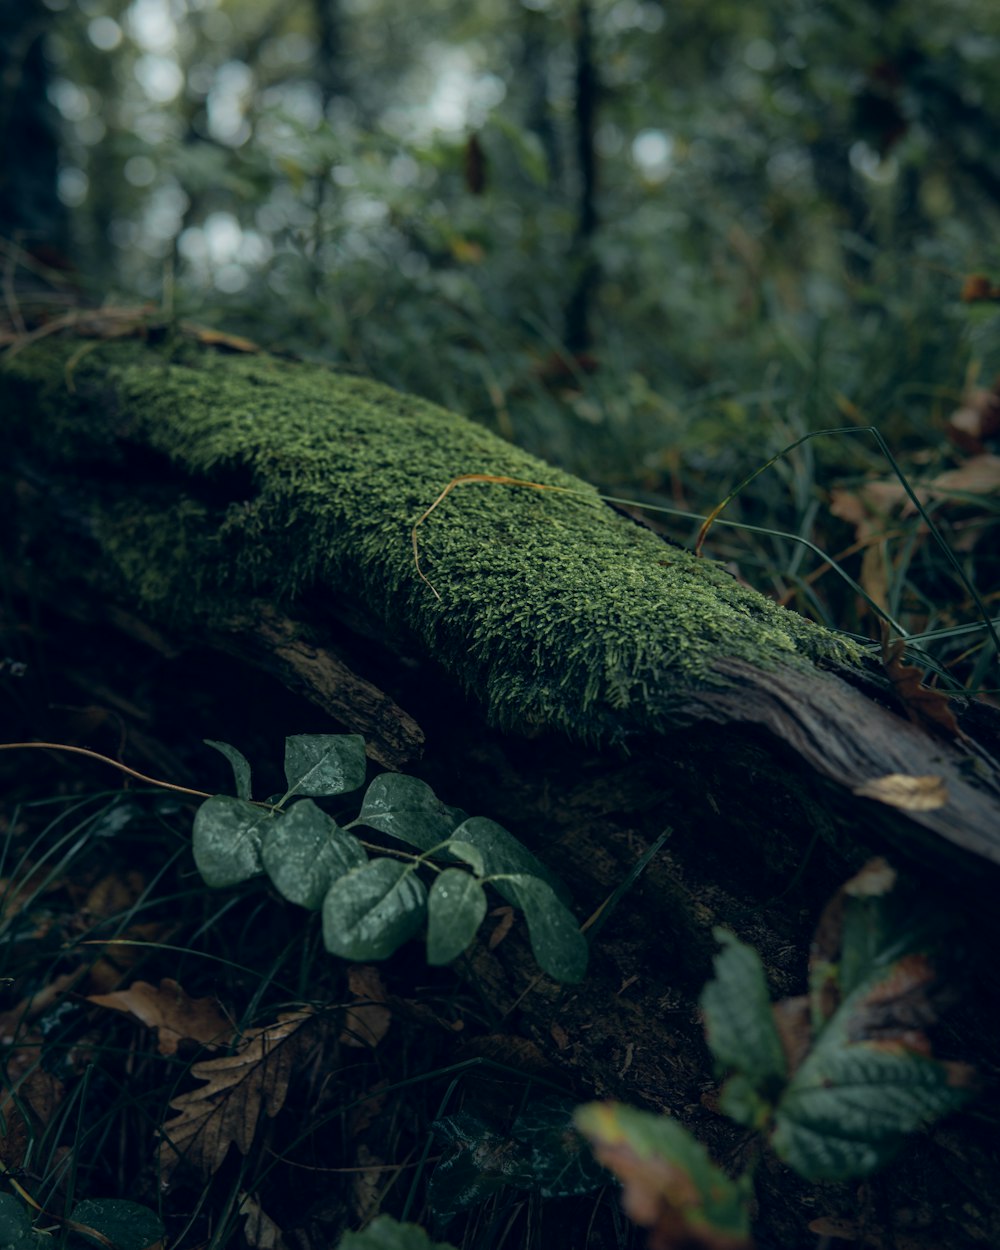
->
xmin=853 ymin=774 xmax=948 ymax=812
xmin=238 ymin=1192 xmax=287 ymax=1250
xmin=158 ymin=1008 xmax=315 ymax=1184
xmin=88 ymin=978 xmax=232 ymax=1056
xmin=882 ymin=636 xmax=960 ymax=739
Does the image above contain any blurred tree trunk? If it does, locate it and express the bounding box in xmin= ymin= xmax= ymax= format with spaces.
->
xmin=0 ymin=0 xmax=63 ymax=243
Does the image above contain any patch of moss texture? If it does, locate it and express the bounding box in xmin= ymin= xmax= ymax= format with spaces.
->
xmin=3 ymin=336 xmax=860 ymax=741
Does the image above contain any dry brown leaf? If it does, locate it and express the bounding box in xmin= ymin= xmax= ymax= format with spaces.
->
xmin=853 ymin=773 xmax=948 ymax=811
xmin=927 ymin=452 xmax=1000 ymax=498
xmin=948 ymin=386 xmax=1000 ymax=454
xmin=83 ymin=870 xmax=146 ymax=918
xmin=0 ymin=970 xmax=85 ymax=1044
xmin=87 ymin=978 xmax=232 ymax=1056
xmin=339 ymin=966 xmax=391 ymax=1049
xmin=352 ymin=1144 xmax=385 ymax=1224
xmin=158 ymin=1008 xmax=314 ymax=1184
xmin=960 ymin=273 xmax=1000 ymax=302
xmin=487 ymin=906 xmax=515 ymax=950
xmin=0 ymin=1042 xmax=65 ymax=1171
xmin=771 ymin=995 xmax=812 ymax=1075
xmin=882 ymin=636 xmax=960 ymax=739
xmin=238 ymin=1192 xmax=287 ymax=1250
xmin=347 ymin=1079 xmax=389 ymax=1137
xmin=182 ymin=324 xmax=261 ymax=353
xmin=859 ymin=543 xmax=890 ymax=615
xmin=85 ymin=920 xmax=172 ymax=993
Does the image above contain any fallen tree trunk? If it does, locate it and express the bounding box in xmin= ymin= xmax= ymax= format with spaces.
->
xmin=3 ymin=324 xmax=1000 ymax=1247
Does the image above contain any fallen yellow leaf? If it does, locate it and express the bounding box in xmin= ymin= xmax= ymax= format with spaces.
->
xmin=852 ymin=774 xmax=948 ymax=811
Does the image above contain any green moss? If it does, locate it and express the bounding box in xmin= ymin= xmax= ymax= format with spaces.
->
xmin=2 ymin=336 xmax=861 ymax=742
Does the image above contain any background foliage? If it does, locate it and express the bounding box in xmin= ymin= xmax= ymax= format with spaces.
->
xmin=14 ymin=0 xmax=1000 ymax=687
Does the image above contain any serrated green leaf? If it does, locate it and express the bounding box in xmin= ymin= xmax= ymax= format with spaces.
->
xmin=203 ymin=739 xmax=253 ymax=801
xmin=574 ymin=1102 xmax=753 ymax=1247
xmin=322 ymin=858 xmax=427 ymax=960
xmin=192 ymin=795 xmax=274 ymax=887
xmin=500 ymin=874 xmax=587 ymax=983
xmin=358 ymin=773 xmax=465 ymax=850
xmin=283 ymin=734 xmax=367 ymax=798
xmin=0 ymin=1194 xmax=45 ymax=1250
xmin=427 ymin=869 xmax=487 ymax=964
xmin=261 ymin=798 xmax=367 ymax=910
xmin=450 ymin=817 xmax=567 ymax=902
xmin=70 ymin=1200 xmax=165 ymax=1250
xmin=772 ymin=977 xmax=973 ymax=1181
xmin=771 ymin=862 xmax=974 ymax=1181
xmin=701 ymin=928 xmax=786 ymax=1099
xmin=336 ymin=1214 xmax=457 ymax=1250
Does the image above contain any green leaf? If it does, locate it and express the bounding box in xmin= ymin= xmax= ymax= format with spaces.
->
xmin=511 ymin=1094 xmax=607 ymax=1198
xmin=449 ymin=817 xmax=567 ymax=902
xmin=701 ymin=928 xmax=786 ymax=1107
xmin=444 ymin=840 xmax=485 ymax=876
xmin=358 ymin=773 xmax=465 ymax=850
xmin=192 ymin=795 xmax=273 ymax=887
xmin=428 ymin=1095 xmax=605 ymax=1226
xmin=322 ymin=858 xmax=428 ymax=960
xmin=429 ymin=1111 xmax=529 ymax=1224
xmin=70 ymin=1200 xmax=165 ymax=1250
xmin=261 ymin=798 xmax=367 ymax=910
xmin=336 ymin=1214 xmax=457 ymax=1250
xmin=500 ymin=874 xmax=587 ymax=983
xmin=0 ymin=1194 xmax=45 ymax=1250
xmin=426 ymin=869 xmax=487 ymax=964
xmin=283 ymin=734 xmax=367 ymax=798
xmin=772 ymin=975 xmax=973 ymax=1180
xmin=574 ymin=1102 xmax=753 ymax=1247
xmin=203 ymin=739 xmax=253 ymax=801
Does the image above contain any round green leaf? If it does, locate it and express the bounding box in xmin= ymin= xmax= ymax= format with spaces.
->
xmin=427 ymin=869 xmax=487 ymax=964
xmin=449 ymin=818 xmax=568 ymax=902
xmin=0 ymin=1194 xmax=43 ymax=1250
xmin=284 ymin=734 xmax=367 ymax=798
xmin=500 ymin=874 xmax=587 ymax=983
xmin=323 ymin=858 xmax=427 ymax=960
xmin=358 ymin=773 xmax=465 ymax=850
xmin=70 ymin=1200 xmax=165 ymax=1250
xmin=192 ymin=795 xmax=273 ymax=887
xmin=443 ymin=840 xmax=485 ymax=876
xmin=262 ymin=798 xmax=367 ymax=910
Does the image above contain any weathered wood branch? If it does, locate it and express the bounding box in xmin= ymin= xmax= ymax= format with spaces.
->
xmin=3 ymin=328 xmax=998 ymax=876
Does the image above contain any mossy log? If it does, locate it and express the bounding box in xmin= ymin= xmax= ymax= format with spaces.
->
xmin=3 ymin=329 xmax=998 ymax=870
xmin=3 ymin=327 xmax=1000 ymax=1247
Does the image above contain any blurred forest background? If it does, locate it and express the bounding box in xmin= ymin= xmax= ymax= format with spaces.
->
xmin=3 ymin=0 xmax=1000 ymax=686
